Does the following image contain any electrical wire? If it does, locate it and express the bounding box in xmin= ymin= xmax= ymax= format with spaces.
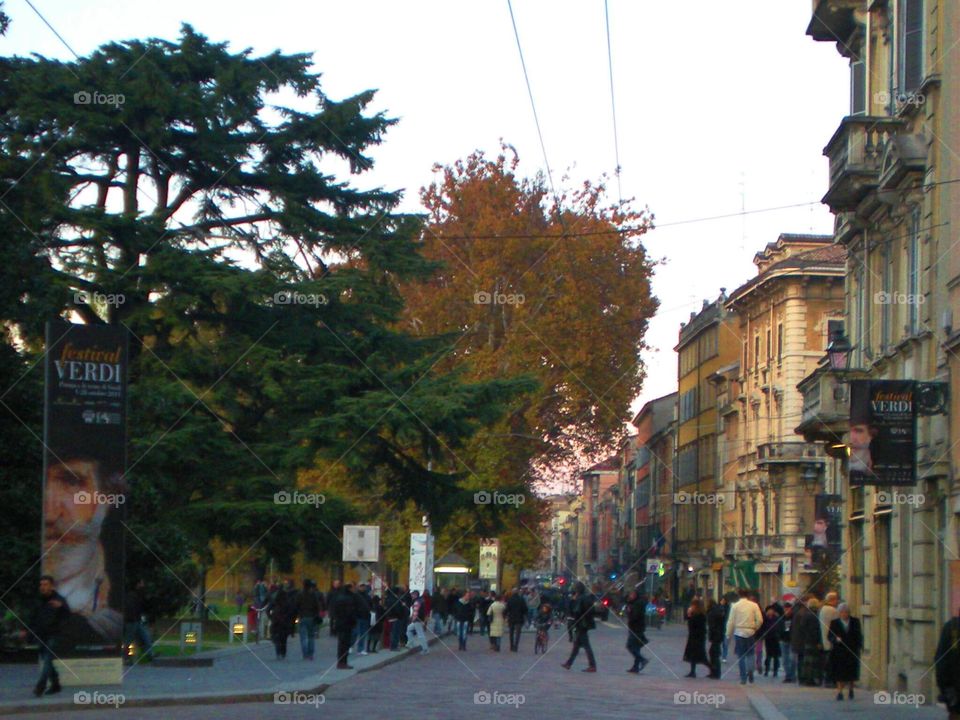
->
xmin=604 ymin=0 xmax=622 ymax=204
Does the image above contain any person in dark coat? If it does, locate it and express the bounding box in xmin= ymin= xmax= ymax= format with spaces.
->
xmin=828 ymin=603 xmax=862 ymax=701
xmin=683 ymin=597 xmax=710 ymax=678
xmin=332 ymin=583 xmax=358 ymax=669
xmin=797 ymin=597 xmax=824 ymax=686
xmin=790 ymin=599 xmax=808 ymax=676
xmin=506 ymin=590 xmax=527 ymax=652
xmin=386 ymin=586 xmax=407 ymax=650
xmin=295 ymin=579 xmax=323 ymax=660
xmin=352 ymin=584 xmax=372 ymax=656
xmin=474 ymin=591 xmax=488 ymax=635
xmin=936 ymin=608 xmax=960 ymax=718
xmin=760 ymin=604 xmax=783 ymax=677
xmin=625 ymin=590 xmax=649 ymax=673
xmin=453 ymin=590 xmax=475 ymax=651
xmin=27 ymin=576 xmax=70 ymax=697
xmin=326 ymin=580 xmax=341 ymax=637
xmin=268 ymin=589 xmax=295 ymax=659
xmin=706 ymin=597 xmax=726 ymax=679
xmin=561 ymin=582 xmax=597 ymax=671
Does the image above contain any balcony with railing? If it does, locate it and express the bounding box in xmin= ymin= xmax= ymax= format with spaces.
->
xmin=756 ymin=441 xmax=823 ymax=466
xmin=795 ymin=363 xmax=864 ymax=446
xmin=723 ymin=534 xmax=787 ymax=557
xmin=822 ymin=116 xmax=905 ymax=211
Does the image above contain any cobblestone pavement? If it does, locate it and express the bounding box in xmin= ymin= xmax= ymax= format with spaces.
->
xmin=4 ymin=620 xmax=947 ymax=719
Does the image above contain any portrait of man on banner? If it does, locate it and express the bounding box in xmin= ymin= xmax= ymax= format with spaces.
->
xmin=848 ymin=380 xmax=916 ymax=486
xmin=848 ymin=381 xmax=879 ymax=484
xmin=41 ymin=321 xmax=128 ymax=654
xmin=43 ymin=455 xmax=126 ymax=648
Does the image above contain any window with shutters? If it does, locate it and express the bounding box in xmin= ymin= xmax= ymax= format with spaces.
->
xmin=776 ymin=323 xmax=783 ymax=362
xmin=679 ymin=388 xmax=698 ymax=423
xmin=677 ymin=444 xmax=698 ymax=486
xmin=897 ymin=0 xmax=924 ymax=96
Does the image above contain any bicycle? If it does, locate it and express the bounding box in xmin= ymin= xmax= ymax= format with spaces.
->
xmin=534 ymin=625 xmax=549 ymax=654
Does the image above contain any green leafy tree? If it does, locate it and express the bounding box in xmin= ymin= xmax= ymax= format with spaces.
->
xmin=0 ymin=25 xmax=531 ymax=615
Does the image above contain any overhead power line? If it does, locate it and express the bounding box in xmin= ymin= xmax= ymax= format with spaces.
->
xmin=604 ymin=0 xmax=623 ymax=204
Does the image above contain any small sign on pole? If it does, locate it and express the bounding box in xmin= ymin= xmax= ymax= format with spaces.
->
xmin=343 ymin=525 xmax=380 ymax=562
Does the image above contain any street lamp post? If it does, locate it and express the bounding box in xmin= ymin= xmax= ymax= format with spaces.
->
xmin=826 ymin=329 xmax=852 ymax=372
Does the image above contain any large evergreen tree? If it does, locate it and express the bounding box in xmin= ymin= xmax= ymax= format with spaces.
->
xmin=0 ymin=25 xmax=533 ymax=614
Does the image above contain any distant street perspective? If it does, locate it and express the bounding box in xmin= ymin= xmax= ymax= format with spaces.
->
xmin=2 ymin=1 xmax=960 ymax=719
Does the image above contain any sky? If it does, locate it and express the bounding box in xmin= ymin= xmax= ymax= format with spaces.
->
xmin=3 ymin=0 xmax=849 ymax=425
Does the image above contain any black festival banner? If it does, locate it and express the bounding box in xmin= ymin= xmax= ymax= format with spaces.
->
xmin=42 ymin=320 xmax=128 ymax=659
xmin=848 ymin=380 xmax=916 ymax=486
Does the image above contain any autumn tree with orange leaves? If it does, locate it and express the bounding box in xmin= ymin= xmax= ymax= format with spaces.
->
xmin=400 ymin=145 xmax=658 ymax=490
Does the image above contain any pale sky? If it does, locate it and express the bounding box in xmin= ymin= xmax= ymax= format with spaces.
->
xmin=4 ymin=0 xmax=848 ymax=425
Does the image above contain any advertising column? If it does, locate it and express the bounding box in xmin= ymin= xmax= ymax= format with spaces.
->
xmin=409 ymin=533 xmax=435 ymax=594
xmin=42 ymin=320 xmax=128 ymax=684
xmin=479 ymin=539 xmax=500 ymax=592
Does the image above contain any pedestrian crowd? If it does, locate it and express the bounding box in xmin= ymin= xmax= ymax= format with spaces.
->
xmin=675 ymin=587 xmax=862 ymax=702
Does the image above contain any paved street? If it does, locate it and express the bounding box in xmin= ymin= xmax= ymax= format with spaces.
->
xmin=4 ymin=620 xmax=946 ymax=719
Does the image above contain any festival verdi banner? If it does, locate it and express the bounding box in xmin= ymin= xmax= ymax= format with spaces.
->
xmin=42 ymin=320 xmax=128 ymax=669
xmin=848 ymin=379 xmax=916 ymax=486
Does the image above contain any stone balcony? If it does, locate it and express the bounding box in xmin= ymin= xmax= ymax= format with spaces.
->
xmin=756 ymin=441 xmax=823 ymax=466
xmin=723 ymin=534 xmax=787 ymax=557
xmin=822 ymin=116 xmax=906 ymax=212
xmin=795 ymin=363 xmax=866 ymax=450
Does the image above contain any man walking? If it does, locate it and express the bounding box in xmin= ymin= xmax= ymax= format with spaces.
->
xmin=352 ymin=583 xmax=371 ymax=656
xmin=561 ymin=582 xmax=597 ymax=672
xmin=506 ymin=589 xmax=527 ymax=652
xmin=326 ymin=580 xmax=341 ymax=637
xmin=295 ymin=579 xmax=323 ymax=660
xmin=332 ymin=582 xmax=358 ymax=669
xmin=28 ymin=576 xmax=69 ymax=697
xmin=725 ymin=587 xmax=763 ymax=685
xmin=625 ymin=590 xmax=649 ymax=673
xmin=453 ymin=590 xmax=473 ymax=651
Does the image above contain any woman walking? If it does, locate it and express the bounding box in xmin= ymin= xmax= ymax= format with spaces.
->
xmin=828 ymin=603 xmax=862 ymax=701
xmin=683 ymin=598 xmax=711 ymax=678
xmin=487 ymin=593 xmax=506 ymax=652
xmin=268 ymin=588 xmax=295 ymax=660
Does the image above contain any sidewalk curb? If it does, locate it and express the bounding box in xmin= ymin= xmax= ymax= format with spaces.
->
xmin=0 ymin=633 xmax=450 ymax=715
xmin=746 ymin=690 xmax=790 ymax=720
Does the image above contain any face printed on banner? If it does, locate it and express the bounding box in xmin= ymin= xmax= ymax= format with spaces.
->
xmin=43 ymin=457 xmax=121 ymax=641
xmin=848 ymin=422 xmax=876 ymax=474
xmin=45 ymin=459 xmax=103 ymax=543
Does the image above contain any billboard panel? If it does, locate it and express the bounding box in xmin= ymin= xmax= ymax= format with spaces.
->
xmin=849 ymin=380 xmax=917 ymax=486
xmin=42 ymin=321 xmax=128 ymax=679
